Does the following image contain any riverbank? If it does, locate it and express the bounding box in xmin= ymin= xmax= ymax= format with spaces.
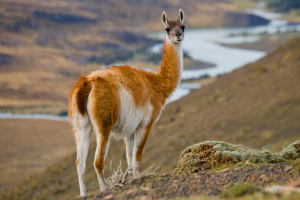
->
xmin=0 ymin=113 xmax=68 ymax=121
xmin=221 ymin=31 xmax=300 ymax=52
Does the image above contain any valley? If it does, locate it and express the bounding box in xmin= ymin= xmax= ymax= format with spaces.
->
xmin=1 ymin=0 xmax=300 ymax=199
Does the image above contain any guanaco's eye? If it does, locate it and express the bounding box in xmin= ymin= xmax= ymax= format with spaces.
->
xmin=181 ymin=25 xmax=185 ymax=32
xmin=165 ymin=28 xmax=170 ymax=34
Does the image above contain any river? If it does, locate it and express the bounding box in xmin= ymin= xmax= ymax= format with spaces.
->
xmin=149 ymin=10 xmax=300 ymax=103
xmin=1 ymin=10 xmax=300 ymax=120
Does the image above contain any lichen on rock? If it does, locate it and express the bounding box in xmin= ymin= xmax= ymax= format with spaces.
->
xmin=282 ymin=141 xmax=300 ymax=160
xmin=173 ymin=140 xmax=300 ymax=175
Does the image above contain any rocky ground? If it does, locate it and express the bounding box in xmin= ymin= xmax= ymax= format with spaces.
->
xmin=80 ymin=161 xmax=300 ymax=200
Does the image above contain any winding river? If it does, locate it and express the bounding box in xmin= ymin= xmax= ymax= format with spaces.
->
xmin=149 ymin=11 xmax=300 ymax=102
xmin=1 ymin=9 xmax=300 ymax=120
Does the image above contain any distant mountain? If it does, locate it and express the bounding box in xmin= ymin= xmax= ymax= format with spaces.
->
xmin=0 ymin=0 xmax=267 ymax=33
xmin=268 ymin=0 xmax=300 ymax=12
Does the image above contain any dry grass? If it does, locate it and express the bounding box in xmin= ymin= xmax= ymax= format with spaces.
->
xmin=1 ymin=35 xmax=300 ymax=199
xmin=1 ymin=34 xmax=300 ymax=199
xmin=0 ymin=119 xmax=74 ymax=192
xmin=105 ymin=161 xmax=160 ymax=189
xmin=0 ymin=37 xmax=95 ymax=114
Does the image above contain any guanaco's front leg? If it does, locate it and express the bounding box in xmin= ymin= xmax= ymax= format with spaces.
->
xmin=124 ymin=133 xmax=135 ymax=174
xmin=132 ymin=123 xmax=154 ymax=177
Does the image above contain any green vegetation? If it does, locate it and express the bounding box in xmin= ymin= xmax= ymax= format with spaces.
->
xmin=174 ymin=192 xmax=300 ymax=200
xmin=173 ymin=141 xmax=300 ymax=175
xmin=220 ymin=183 xmax=260 ymax=198
xmin=291 ymin=159 xmax=300 ymax=173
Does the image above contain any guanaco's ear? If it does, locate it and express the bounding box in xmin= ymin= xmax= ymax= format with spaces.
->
xmin=161 ymin=11 xmax=168 ymax=28
xmin=178 ymin=9 xmax=184 ymax=23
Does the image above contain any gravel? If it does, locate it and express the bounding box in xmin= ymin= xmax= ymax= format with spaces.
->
xmin=82 ymin=162 xmax=300 ymax=200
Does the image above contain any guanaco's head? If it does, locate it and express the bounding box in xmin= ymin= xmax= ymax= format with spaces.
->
xmin=161 ymin=9 xmax=185 ymax=44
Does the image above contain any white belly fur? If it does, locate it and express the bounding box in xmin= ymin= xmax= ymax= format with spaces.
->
xmin=111 ymin=86 xmax=153 ymax=140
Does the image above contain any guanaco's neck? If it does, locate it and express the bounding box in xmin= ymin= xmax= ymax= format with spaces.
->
xmin=156 ymin=36 xmax=183 ymax=102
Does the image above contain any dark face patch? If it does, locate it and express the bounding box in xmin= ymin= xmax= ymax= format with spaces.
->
xmin=165 ymin=20 xmax=185 ymax=44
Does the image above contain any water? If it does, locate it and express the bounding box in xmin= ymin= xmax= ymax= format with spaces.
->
xmin=2 ymin=10 xmax=300 ymax=120
xmin=168 ymin=83 xmax=201 ymax=103
xmin=149 ymin=28 xmax=266 ymax=102
xmin=246 ymin=8 xmax=282 ymax=20
xmin=0 ymin=113 xmax=68 ymax=121
xmin=149 ymin=13 xmax=300 ymax=102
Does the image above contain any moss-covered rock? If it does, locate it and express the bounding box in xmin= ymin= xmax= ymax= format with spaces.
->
xmin=173 ymin=140 xmax=300 ymax=175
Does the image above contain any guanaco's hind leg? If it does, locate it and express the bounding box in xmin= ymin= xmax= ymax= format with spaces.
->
xmin=73 ymin=112 xmax=92 ymax=197
xmin=87 ymin=77 xmax=120 ymax=191
xmin=92 ymin=127 xmax=110 ymax=191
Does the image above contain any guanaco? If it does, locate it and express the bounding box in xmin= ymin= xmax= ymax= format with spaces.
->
xmin=69 ymin=9 xmax=185 ymax=197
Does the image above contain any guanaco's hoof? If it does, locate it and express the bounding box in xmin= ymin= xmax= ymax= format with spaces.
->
xmin=102 ymin=188 xmax=109 ymax=192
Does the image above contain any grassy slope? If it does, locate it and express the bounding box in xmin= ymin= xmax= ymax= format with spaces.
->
xmin=0 ymin=119 xmax=75 ymax=192
xmin=1 ymin=34 xmax=300 ymax=200
xmin=152 ymin=35 xmax=300 ymax=172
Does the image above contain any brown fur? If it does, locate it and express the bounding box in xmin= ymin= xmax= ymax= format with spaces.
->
xmin=68 ymin=75 xmax=91 ymax=118
xmin=89 ymin=65 xmax=150 ymax=108
xmin=88 ymin=77 xmax=121 ymax=177
xmin=69 ymin=36 xmax=180 ymax=173
xmin=89 ymin=76 xmax=121 ymax=130
xmin=167 ymin=20 xmax=182 ymax=30
xmin=82 ymin=39 xmax=180 ymax=111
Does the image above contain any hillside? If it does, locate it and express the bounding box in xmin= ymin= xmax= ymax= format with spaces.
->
xmin=265 ymin=0 xmax=300 ymax=23
xmin=268 ymin=0 xmax=300 ymax=12
xmin=0 ymin=119 xmax=75 ymax=192
xmin=0 ymin=0 xmax=266 ymax=114
xmin=1 ymin=32 xmax=300 ymax=200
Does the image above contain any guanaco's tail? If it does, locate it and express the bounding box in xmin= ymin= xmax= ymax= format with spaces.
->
xmin=68 ymin=75 xmax=92 ymax=119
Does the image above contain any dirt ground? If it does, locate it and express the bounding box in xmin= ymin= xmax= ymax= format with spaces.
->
xmin=87 ymin=162 xmax=300 ymax=200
